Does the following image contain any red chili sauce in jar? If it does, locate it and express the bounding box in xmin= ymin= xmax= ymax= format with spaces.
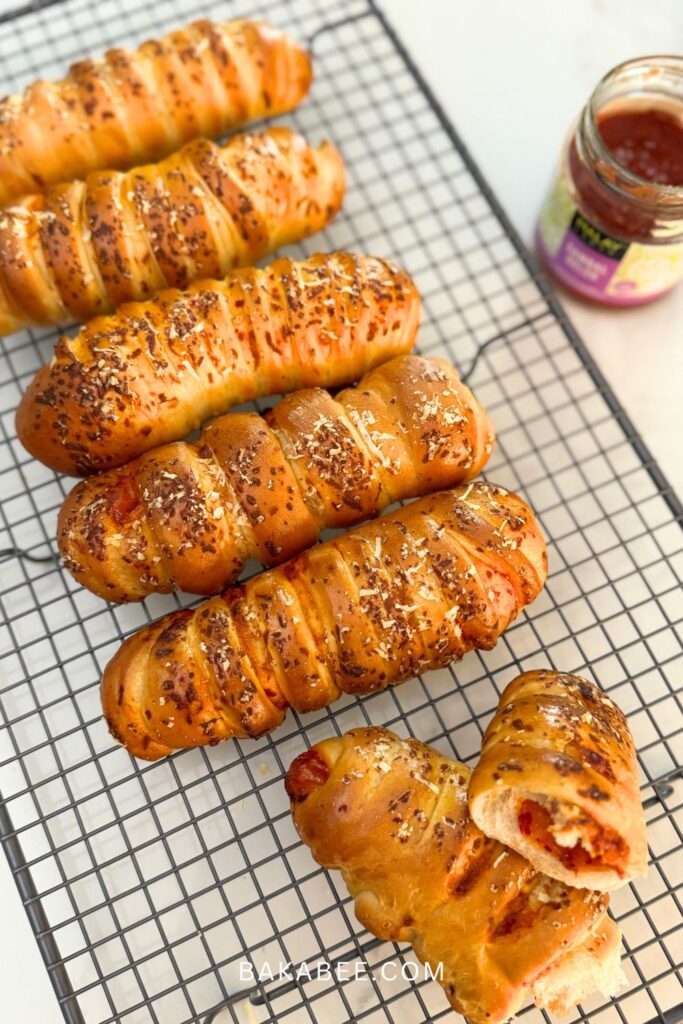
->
xmin=599 ymin=108 xmax=683 ymax=186
xmin=537 ymin=58 xmax=683 ymax=305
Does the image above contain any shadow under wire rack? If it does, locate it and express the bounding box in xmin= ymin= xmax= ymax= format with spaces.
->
xmin=0 ymin=0 xmax=681 ymax=1022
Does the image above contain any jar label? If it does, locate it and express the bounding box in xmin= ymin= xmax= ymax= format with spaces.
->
xmin=537 ymin=173 xmax=683 ymax=305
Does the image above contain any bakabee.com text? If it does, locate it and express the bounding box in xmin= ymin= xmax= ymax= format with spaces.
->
xmin=240 ymin=959 xmax=444 ymax=984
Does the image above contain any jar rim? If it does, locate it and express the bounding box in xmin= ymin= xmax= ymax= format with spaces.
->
xmin=586 ymin=55 xmax=683 ymax=199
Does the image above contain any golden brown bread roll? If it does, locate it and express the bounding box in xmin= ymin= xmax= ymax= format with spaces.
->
xmin=286 ymin=727 xmax=624 ymax=1024
xmin=16 ymin=252 xmax=417 ymax=476
xmin=100 ymin=482 xmax=547 ymax=760
xmin=0 ymin=127 xmax=343 ymax=334
xmin=0 ymin=19 xmax=311 ymax=209
xmin=468 ymin=670 xmax=647 ymax=891
xmin=58 ymin=354 xmax=495 ymax=602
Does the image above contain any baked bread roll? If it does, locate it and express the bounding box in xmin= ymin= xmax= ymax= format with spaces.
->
xmin=58 ymin=354 xmax=495 ymax=602
xmin=17 ymin=253 xmax=416 ymax=476
xmin=0 ymin=19 xmax=312 ymax=209
xmin=286 ymin=727 xmax=624 ymax=1024
xmin=469 ymin=670 xmax=647 ymax=891
xmin=0 ymin=127 xmax=344 ymax=334
xmin=101 ymin=482 xmax=547 ymax=760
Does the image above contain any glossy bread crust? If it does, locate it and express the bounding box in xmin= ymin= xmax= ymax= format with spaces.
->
xmin=0 ymin=19 xmax=312 ymax=208
xmin=100 ymin=482 xmax=547 ymax=759
xmin=469 ymin=670 xmax=647 ymax=889
xmin=16 ymin=252 xmax=417 ymax=476
xmin=287 ymin=727 xmax=618 ymax=1024
xmin=58 ymin=354 xmax=495 ymax=601
xmin=0 ymin=127 xmax=343 ymax=334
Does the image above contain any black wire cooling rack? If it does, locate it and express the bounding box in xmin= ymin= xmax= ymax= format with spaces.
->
xmin=0 ymin=1 xmax=681 ymax=1022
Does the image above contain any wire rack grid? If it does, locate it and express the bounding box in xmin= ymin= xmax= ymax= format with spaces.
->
xmin=0 ymin=1 xmax=681 ymax=1023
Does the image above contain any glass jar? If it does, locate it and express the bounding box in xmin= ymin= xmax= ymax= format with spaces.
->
xmin=536 ymin=56 xmax=683 ymax=306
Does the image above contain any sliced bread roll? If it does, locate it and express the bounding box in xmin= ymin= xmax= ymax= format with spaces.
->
xmin=531 ymin=914 xmax=624 ymax=1015
xmin=287 ymin=726 xmax=625 ymax=1024
xmin=469 ymin=669 xmax=647 ymax=891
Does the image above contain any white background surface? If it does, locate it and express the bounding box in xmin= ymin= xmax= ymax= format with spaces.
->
xmin=1 ymin=1 xmax=681 ymax=1021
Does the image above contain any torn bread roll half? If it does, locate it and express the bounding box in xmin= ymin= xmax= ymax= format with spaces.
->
xmin=469 ymin=670 xmax=647 ymax=891
xmin=287 ymin=727 xmax=624 ymax=1024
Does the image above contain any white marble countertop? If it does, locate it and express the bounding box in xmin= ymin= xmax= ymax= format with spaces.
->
xmin=387 ymin=0 xmax=683 ymax=499
xmin=1 ymin=1 xmax=681 ymax=1022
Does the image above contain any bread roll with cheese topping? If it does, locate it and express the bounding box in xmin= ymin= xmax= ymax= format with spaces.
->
xmin=469 ymin=670 xmax=647 ymax=891
xmin=287 ymin=727 xmax=624 ymax=1024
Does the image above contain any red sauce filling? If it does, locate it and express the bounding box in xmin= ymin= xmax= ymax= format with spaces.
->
xmin=285 ymin=748 xmax=330 ymax=802
xmin=108 ymin=476 xmax=141 ymax=524
xmin=598 ymin=108 xmax=683 ymax=186
xmin=518 ymin=799 xmax=626 ymax=875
